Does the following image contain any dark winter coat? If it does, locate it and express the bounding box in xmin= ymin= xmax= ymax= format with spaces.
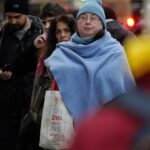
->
xmin=16 ymin=60 xmax=52 ymax=150
xmin=0 ymin=15 xmax=43 ymax=149
xmin=106 ymin=19 xmax=135 ymax=44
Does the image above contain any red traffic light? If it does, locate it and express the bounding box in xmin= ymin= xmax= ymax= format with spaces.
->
xmin=126 ymin=17 xmax=135 ymax=28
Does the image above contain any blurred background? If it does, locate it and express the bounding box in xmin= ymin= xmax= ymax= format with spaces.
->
xmin=0 ymin=0 xmax=144 ymax=34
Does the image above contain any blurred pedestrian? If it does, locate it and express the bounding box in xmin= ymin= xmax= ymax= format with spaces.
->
xmin=34 ymin=2 xmax=66 ymax=49
xmin=69 ymin=91 xmax=150 ymax=150
xmin=103 ymin=4 xmax=136 ymax=45
xmin=40 ymin=2 xmax=66 ymax=32
xmin=44 ymin=0 xmax=135 ymax=127
xmin=17 ymin=14 xmax=76 ymax=150
xmin=39 ymin=14 xmax=76 ymax=59
xmin=125 ymin=34 xmax=150 ymax=92
xmin=0 ymin=0 xmax=43 ymax=149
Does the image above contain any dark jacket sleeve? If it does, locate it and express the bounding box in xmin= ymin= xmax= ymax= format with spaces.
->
xmin=12 ymin=16 xmax=43 ymax=75
xmin=12 ymin=44 xmax=39 ymax=75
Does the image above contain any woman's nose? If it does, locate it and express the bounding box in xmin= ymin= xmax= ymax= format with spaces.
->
xmin=61 ymin=31 xmax=66 ymax=37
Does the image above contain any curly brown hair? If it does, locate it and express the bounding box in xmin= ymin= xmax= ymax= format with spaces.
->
xmin=39 ymin=14 xmax=76 ymax=60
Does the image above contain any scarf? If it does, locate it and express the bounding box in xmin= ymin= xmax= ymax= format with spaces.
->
xmin=44 ymin=31 xmax=135 ymax=125
xmin=71 ymin=32 xmax=95 ymax=44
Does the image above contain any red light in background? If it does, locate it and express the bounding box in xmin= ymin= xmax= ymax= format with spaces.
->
xmin=65 ymin=5 xmax=71 ymax=12
xmin=126 ymin=17 xmax=135 ymax=27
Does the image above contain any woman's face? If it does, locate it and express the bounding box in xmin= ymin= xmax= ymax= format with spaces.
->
xmin=77 ymin=12 xmax=103 ymax=37
xmin=56 ymin=21 xmax=72 ymax=43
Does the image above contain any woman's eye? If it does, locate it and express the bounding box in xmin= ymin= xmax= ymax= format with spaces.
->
xmin=56 ymin=30 xmax=61 ymax=34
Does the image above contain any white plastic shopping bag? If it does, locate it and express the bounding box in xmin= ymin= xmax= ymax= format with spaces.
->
xmin=39 ymin=90 xmax=74 ymax=150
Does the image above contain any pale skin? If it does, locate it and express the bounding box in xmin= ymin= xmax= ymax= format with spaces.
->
xmin=5 ymin=12 xmax=30 ymax=31
xmin=56 ymin=21 xmax=71 ymax=42
xmin=0 ymin=70 xmax=12 ymax=80
xmin=34 ymin=21 xmax=72 ymax=48
xmin=77 ymin=12 xmax=103 ymax=37
xmin=34 ymin=16 xmax=55 ymax=49
xmin=34 ymin=32 xmax=48 ymax=49
xmin=0 ymin=12 xmax=30 ymax=80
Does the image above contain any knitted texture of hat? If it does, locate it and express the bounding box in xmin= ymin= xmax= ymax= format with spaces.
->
xmin=76 ymin=1 xmax=106 ymax=28
xmin=4 ymin=0 xmax=29 ymax=14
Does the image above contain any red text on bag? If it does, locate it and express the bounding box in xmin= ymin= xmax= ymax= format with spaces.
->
xmin=52 ymin=115 xmax=62 ymax=120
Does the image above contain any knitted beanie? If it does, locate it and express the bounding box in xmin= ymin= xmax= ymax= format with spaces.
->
xmin=77 ymin=0 xmax=106 ymax=28
xmin=4 ymin=0 xmax=29 ymax=15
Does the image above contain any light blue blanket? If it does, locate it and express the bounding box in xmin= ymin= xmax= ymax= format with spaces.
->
xmin=45 ymin=31 xmax=135 ymax=125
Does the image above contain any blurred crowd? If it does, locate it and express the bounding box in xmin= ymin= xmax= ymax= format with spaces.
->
xmin=0 ymin=0 xmax=150 ymax=150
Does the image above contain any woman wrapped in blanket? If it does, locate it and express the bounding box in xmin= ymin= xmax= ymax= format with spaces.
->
xmin=44 ymin=0 xmax=136 ymax=126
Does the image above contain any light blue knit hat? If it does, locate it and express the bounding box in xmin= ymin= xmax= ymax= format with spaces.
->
xmin=77 ymin=0 xmax=106 ymax=28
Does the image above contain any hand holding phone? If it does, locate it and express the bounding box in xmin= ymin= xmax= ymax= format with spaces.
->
xmin=1 ymin=64 xmax=11 ymax=72
xmin=0 ymin=70 xmax=12 ymax=80
xmin=0 ymin=64 xmax=12 ymax=80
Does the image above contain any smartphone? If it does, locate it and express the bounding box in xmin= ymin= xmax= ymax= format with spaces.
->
xmin=1 ymin=64 xmax=11 ymax=71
